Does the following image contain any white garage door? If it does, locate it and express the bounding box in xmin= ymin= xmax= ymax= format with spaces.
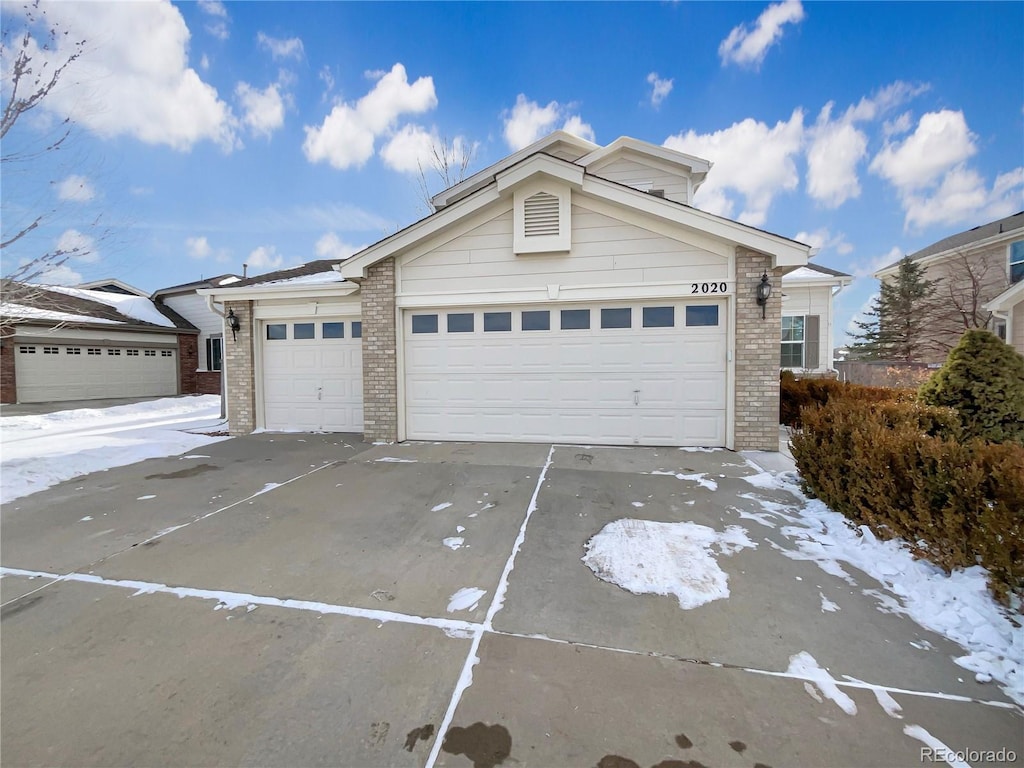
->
xmin=261 ymin=318 xmax=363 ymax=432
xmin=15 ymin=343 xmax=178 ymax=403
xmin=404 ymin=301 xmax=727 ymax=446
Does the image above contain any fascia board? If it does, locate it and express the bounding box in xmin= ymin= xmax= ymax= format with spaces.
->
xmin=582 ymin=176 xmax=810 ymax=266
xmin=199 ymin=284 xmax=359 ymax=302
xmin=876 ymin=229 xmax=1022 ymax=279
xmin=984 ymin=279 xmax=1024 ymax=311
xmin=495 ymin=155 xmax=585 ymax=192
xmin=340 ymin=188 xmax=502 ymax=280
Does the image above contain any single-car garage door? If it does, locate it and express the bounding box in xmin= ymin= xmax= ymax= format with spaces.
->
xmin=404 ymin=300 xmax=727 ymax=446
xmin=15 ymin=343 xmax=178 ymax=403
xmin=261 ymin=318 xmax=363 ymax=431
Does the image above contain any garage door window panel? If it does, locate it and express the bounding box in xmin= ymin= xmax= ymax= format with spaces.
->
xmin=561 ymin=309 xmax=590 ymax=330
xmin=294 ymin=323 xmax=315 ymax=340
xmin=601 ymin=308 xmax=632 ymax=329
xmin=352 ymin=322 xmax=362 ymax=338
xmin=522 ymin=310 xmax=550 ymax=331
xmin=412 ymin=314 xmax=438 ymax=334
xmin=323 ymin=322 xmax=344 ymax=339
xmin=267 ymin=324 xmax=287 ymax=340
xmin=643 ymin=306 xmax=675 ymax=328
xmin=484 ymin=312 xmax=512 ymax=332
xmin=447 ymin=313 xmax=474 ymax=333
xmin=686 ymin=305 xmax=719 ymax=327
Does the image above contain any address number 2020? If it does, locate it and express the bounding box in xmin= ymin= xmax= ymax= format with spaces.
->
xmin=691 ymin=282 xmax=728 ymax=294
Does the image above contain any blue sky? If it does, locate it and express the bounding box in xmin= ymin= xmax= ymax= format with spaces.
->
xmin=2 ymin=0 xmax=1022 ymax=346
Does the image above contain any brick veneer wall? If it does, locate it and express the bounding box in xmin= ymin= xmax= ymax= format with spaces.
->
xmin=361 ymin=258 xmax=398 ymax=442
xmin=734 ymin=248 xmax=783 ymax=451
xmin=178 ymin=333 xmax=198 ymax=395
xmin=196 ymin=371 xmax=222 ymax=395
xmin=0 ymin=326 xmax=15 ymax=404
xmin=224 ymin=300 xmax=256 ymax=435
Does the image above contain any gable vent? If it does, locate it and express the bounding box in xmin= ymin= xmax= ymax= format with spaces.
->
xmin=523 ymin=192 xmax=560 ymax=237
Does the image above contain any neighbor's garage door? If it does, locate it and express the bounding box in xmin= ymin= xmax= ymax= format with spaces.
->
xmin=261 ymin=318 xmax=362 ymax=432
xmin=403 ymin=301 xmax=727 ymax=446
xmin=15 ymin=343 xmax=178 ymax=403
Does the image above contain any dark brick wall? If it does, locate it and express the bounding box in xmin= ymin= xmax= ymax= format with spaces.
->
xmin=0 ymin=326 xmax=15 ymax=404
xmin=196 ymin=370 xmax=222 ymax=395
xmin=178 ymin=333 xmax=198 ymax=395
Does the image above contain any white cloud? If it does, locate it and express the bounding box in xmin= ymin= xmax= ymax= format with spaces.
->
xmin=319 ymin=65 xmax=335 ymax=98
xmin=502 ymin=94 xmax=594 ymax=150
xmin=868 ymin=110 xmax=1021 ymax=230
xmin=198 ymin=0 xmax=229 ymax=40
xmin=200 ymin=53 xmax=211 ymax=71
xmin=883 ymin=111 xmax=913 ymax=138
xmin=806 ymin=104 xmax=868 ymax=208
xmin=185 ymin=235 xmax=230 ymax=262
xmin=303 ymin=63 xmax=437 ymax=170
xmin=845 ymin=291 xmax=880 ymax=339
xmin=56 ymin=175 xmax=96 ymax=202
xmin=198 ymin=1 xmax=227 ymax=18
xmin=56 ymin=229 xmax=98 ymax=263
xmin=870 ymin=110 xmax=977 ymax=191
xmin=36 ymin=263 xmax=84 ymax=286
xmin=718 ymin=0 xmax=805 ymax=69
xmin=793 ymin=228 xmax=853 ymax=256
xmin=851 ymin=245 xmax=902 ymax=279
xmin=664 ymin=109 xmax=805 ymax=226
xmin=257 ymin=32 xmax=304 ymax=61
xmin=236 ymin=82 xmax=285 ymax=138
xmin=185 ymin=236 xmax=211 ymax=259
xmin=314 ymin=232 xmax=363 ymax=261
xmin=646 ymin=72 xmax=673 ymax=108
xmin=379 ymin=125 xmax=467 ymax=173
xmin=246 ymin=245 xmax=284 ymax=271
xmin=13 ymin=1 xmax=238 ymax=152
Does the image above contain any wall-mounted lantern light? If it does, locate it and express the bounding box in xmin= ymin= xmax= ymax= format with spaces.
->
xmin=755 ymin=271 xmax=772 ymax=319
xmin=227 ymin=308 xmax=241 ymax=341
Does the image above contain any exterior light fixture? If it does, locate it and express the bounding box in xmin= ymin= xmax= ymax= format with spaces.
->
xmin=227 ymin=308 xmax=241 ymax=341
xmin=755 ymin=271 xmax=772 ymax=319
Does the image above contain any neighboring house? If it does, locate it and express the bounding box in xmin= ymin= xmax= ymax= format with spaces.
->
xmin=780 ymin=263 xmax=852 ymax=375
xmin=0 ymin=281 xmax=199 ymax=404
xmin=152 ymin=274 xmax=242 ymax=395
xmin=204 ymin=131 xmax=814 ymax=450
xmin=875 ymin=211 xmax=1023 ymax=361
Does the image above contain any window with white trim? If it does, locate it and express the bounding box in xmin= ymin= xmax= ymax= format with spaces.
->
xmin=1010 ymin=240 xmax=1024 ymax=284
xmin=206 ymin=337 xmax=222 ymax=370
xmin=781 ymin=316 xmax=805 ymax=368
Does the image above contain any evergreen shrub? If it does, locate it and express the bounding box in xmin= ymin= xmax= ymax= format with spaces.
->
xmin=780 ymin=371 xmax=910 ymax=428
xmin=791 ymin=399 xmax=1023 ymax=602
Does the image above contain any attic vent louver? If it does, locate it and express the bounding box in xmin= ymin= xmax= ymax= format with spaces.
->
xmin=523 ymin=192 xmax=560 ymax=237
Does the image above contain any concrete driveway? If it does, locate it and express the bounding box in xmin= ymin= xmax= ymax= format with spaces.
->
xmin=2 ymin=436 xmax=1020 ymax=768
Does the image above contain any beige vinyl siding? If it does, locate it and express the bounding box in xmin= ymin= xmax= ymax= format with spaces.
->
xmin=163 ymin=292 xmax=223 ymax=370
xmin=400 ymin=203 xmax=728 ymax=295
xmin=591 ymin=157 xmax=690 ymax=204
xmin=781 ymin=284 xmax=833 ymax=372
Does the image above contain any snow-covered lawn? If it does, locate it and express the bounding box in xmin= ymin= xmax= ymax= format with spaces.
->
xmin=1 ymin=396 xmax=231 ymax=504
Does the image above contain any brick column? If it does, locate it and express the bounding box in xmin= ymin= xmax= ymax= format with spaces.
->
xmin=0 ymin=325 xmax=16 ymax=404
xmin=361 ymin=258 xmax=398 ymax=442
xmin=224 ymin=300 xmax=256 ymax=435
xmin=734 ymin=248 xmax=782 ymax=451
xmin=177 ymin=333 xmax=198 ymax=395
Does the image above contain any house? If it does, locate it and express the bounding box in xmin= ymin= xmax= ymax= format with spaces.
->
xmin=780 ymin=263 xmax=852 ymax=375
xmin=875 ymin=211 xmax=1024 ymax=361
xmin=204 ymin=131 xmax=815 ymax=450
xmin=151 ymin=274 xmax=242 ymax=395
xmin=0 ymin=281 xmax=199 ymax=404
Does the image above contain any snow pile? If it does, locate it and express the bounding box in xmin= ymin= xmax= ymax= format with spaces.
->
xmin=1 ymin=396 xmax=229 ymax=504
xmin=0 ymin=302 xmax=121 ymax=325
xmin=742 ymin=466 xmax=1024 ymax=705
xmin=582 ymin=519 xmax=755 ymax=609
xmin=45 ymin=285 xmax=176 ymax=328
xmin=650 ymin=470 xmax=718 ymax=491
xmin=264 ymin=271 xmax=347 ymax=286
xmin=447 ymin=587 xmax=486 ymax=613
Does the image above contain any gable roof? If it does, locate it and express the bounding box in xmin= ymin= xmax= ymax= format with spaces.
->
xmin=577 ymin=136 xmax=711 ymax=191
xmin=783 ymin=263 xmax=853 ymax=283
xmin=152 ymin=274 xmax=242 ymax=298
xmin=221 ymin=260 xmax=347 ymax=289
xmin=75 ymin=278 xmax=149 ymax=296
xmin=878 ymin=211 xmax=1024 ymax=275
xmin=1 ymin=281 xmax=196 ymax=332
xmin=341 ymin=151 xmax=810 ymax=280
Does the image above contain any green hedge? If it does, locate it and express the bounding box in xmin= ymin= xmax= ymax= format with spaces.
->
xmin=779 ymin=371 xmax=910 ymax=428
xmin=791 ymin=399 xmax=1023 ymax=602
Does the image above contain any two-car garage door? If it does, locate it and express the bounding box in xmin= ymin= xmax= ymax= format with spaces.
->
xmin=403 ymin=300 xmax=727 ymax=446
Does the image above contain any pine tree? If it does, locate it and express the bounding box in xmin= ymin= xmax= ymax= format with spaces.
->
xmin=919 ymin=329 xmax=1024 ymax=444
xmin=850 ymin=256 xmax=941 ymax=361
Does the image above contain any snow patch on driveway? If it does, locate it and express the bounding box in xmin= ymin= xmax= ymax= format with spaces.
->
xmin=788 ymin=650 xmax=858 ymax=715
xmin=582 ymin=519 xmax=755 ymax=609
xmin=447 ymin=587 xmax=486 ymax=613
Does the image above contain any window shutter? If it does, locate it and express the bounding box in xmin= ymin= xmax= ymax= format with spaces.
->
xmin=523 ymin=192 xmax=560 ymax=237
xmin=805 ymin=315 xmax=820 ymax=369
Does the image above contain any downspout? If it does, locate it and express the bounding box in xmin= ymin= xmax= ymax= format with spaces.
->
xmin=206 ymin=294 xmax=228 ymax=421
xmin=829 ymin=281 xmax=849 ymax=376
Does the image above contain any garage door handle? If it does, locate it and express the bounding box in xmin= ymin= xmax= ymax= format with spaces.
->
xmin=633 ymin=389 xmax=640 ymax=405
xmin=317 ymin=386 xmax=322 ymax=401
